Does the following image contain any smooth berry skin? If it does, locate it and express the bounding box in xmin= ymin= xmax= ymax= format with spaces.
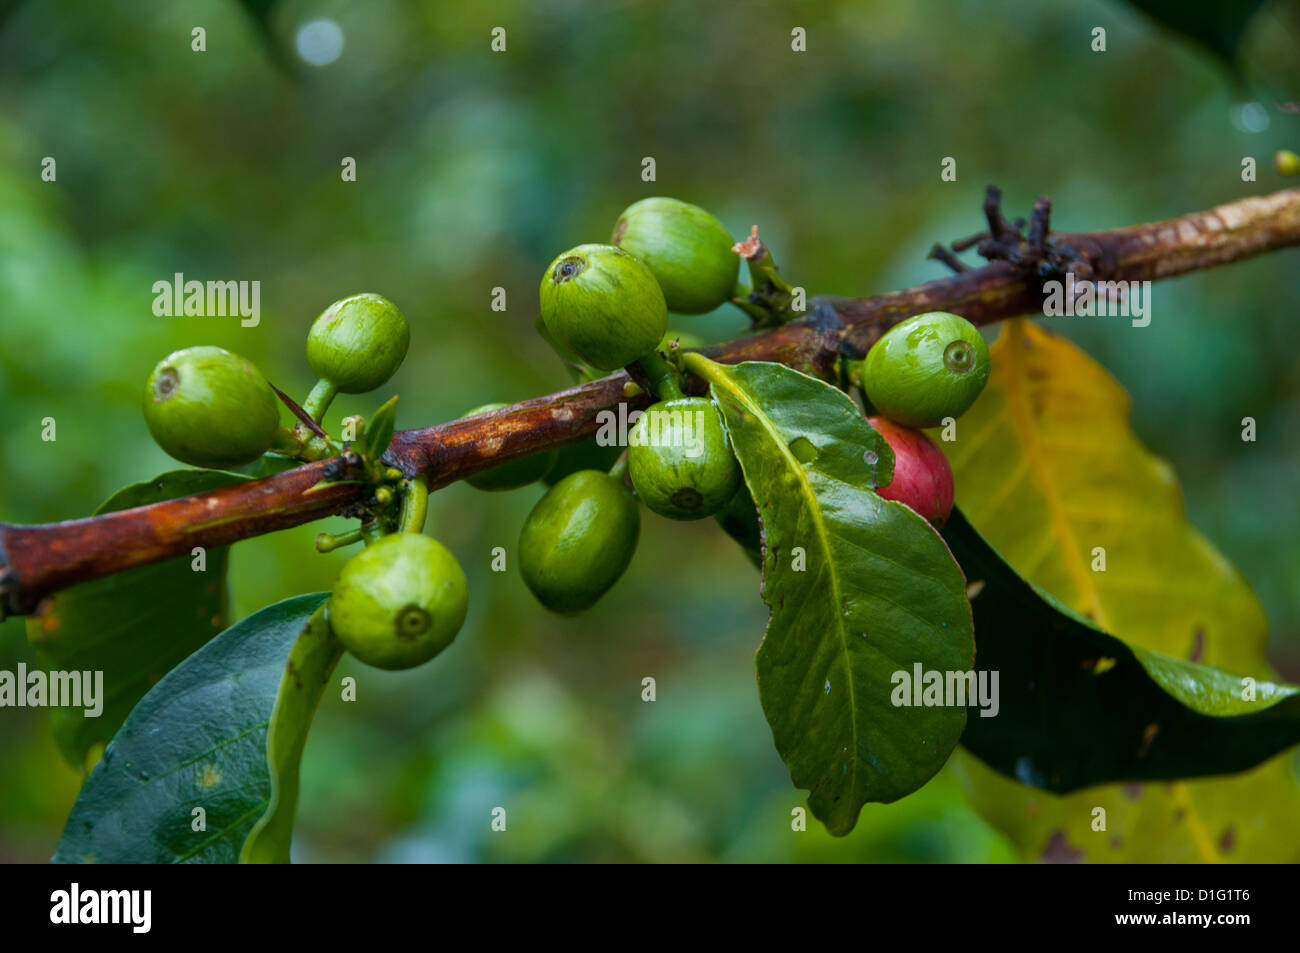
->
xmin=612 ymin=197 xmax=738 ymax=314
xmin=868 ymin=415 xmax=955 ymax=528
xmin=539 ymin=244 xmax=667 ymax=371
xmin=328 ymin=533 xmax=468 ymax=671
xmin=862 ymin=312 xmax=990 ymax=428
xmin=629 ymin=397 xmax=740 ymax=520
xmin=143 ymin=346 xmax=280 ymax=469
xmin=518 ymin=470 xmax=640 ymax=614
xmin=460 ymin=403 xmax=558 ymax=491
xmin=307 ymin=293 xmax=410 ymax=393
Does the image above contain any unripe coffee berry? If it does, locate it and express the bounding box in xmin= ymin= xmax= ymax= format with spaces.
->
xmin=460 ymin=403 xmax=558 ymax=491
xmin=328 ymin=532 xmax=468 ymax=670
xmin=860 ymin=312 xmax=990 ymax=428
xmin=142 ymin=346 xmax=281 ymax=468
xmin=307 ymin=293 xmax=410 ymax=393
xmin=629 ymin=397 xmax=740 ymax=520
xmin=539 ymin=244 xmax=667 ymax=371
xmin=612 ymin=197 xmax=738 ymax=314
xmin=518 ymin=470 xmax=640 ymax=614
xmin=868 ymin=415 xmax=955 ymax=527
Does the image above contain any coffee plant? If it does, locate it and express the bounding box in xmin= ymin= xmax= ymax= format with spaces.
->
xmin=3 ymin=187 xmax=1300 ymax=864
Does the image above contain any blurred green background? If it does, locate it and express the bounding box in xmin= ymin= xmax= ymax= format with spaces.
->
xmin=1 ymin=0 xmax=1297 ymax=862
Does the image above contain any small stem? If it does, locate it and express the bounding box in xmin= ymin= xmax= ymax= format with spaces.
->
xmin=608 ymin=450 xmax=629 ymax=482
xmin=298 ymin=435 xmax=340 ymax=462
xmin=633 ymin=352 xmax=685 ymax=402
xmin=303 ymin=379 xmax=339 ymax=426
xmin=397 ymin=476 xmax=429 ymax=534
xmin=316 ymin=527 xmax=363 ymax=553
xmin=733 ymin=226 xmax=802 ymax=327
xmin=360 ymin=520 xmax=389 ymax=547
xmin=271 ymin=426 xmax=302 ymax=455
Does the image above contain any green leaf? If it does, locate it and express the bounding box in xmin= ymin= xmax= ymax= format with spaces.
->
xmin=943 ymin=509 xmax=1300 ymax=789
xmin=683 ymin=355 xmax=974 ymax=835
xmin=365 ymin=395 xmax=399 ymax=463
xmin=942 ymin=320 xmax=1269 ymax=673
xmin=1123 ymin=0 xmax=1266 ymax=67
xmin=944 ymin=320 xmax=1300 ymax=861
xmin=52 ymin=593 xmax=329 ymax=864
xmin=26 ymin=469 xmax=249 ymax=767
xmin=240 ymin=605 xmax=343 ymax=863
xmin=234 ymin=453 xmax=301 ymax=478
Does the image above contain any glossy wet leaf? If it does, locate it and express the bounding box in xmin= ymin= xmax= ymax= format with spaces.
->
xmin=944 ymin=320 xmax=1300 ymax=861
xmin=943 ymin=509 xmax=1300 ymax=789
xmin=684 ymin=355 xmax=974 ymax=835
xmin=241 ymin=604 xmax=343 ymax=863
xmin=52 ymin=593 xmax=329 ymax=863
xmin=26 ymin=469 xmax=248 ymax=767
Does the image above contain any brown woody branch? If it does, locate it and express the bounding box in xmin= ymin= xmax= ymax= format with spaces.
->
xmin=3 ymin=187 xmax=1299 ymax=616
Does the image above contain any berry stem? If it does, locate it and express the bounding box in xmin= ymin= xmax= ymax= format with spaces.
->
xmin=316 ymin=527 xmax=363 ymax=553
xmin=607 ymin=450 xmax=629 ymax=483
xmin=733 ymin=226 xmax=802 ymax=328
xmin=303 ymin=379 xmax=340 ymax=426
xmin=632 ymin=352 xmax=685 ymax=402
xmin=397 ymin=475 xmax=429 ymax=535
xmin=360 ymin=519 xmax=391 ymax=547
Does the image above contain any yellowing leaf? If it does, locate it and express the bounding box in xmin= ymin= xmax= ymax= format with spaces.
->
xmin=946 ymin=319 xmax=1300 ymax=862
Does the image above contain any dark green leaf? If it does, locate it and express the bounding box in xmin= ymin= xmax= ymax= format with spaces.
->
xmin=944 ymin=509 xmax=1300 ymax=790
xmin=234 ymin=453 xmax=301 ymax=478
xmin=241 ymin=605 xmax=342 ymax=863
xmin=52 ymin=593 xmax=329 ymax=864
xmin=26 ymin=469 xmax=248 ymax=767
xmin=684 ymin=356 xmax=974 ymax=835
xmin=1124 ymin=0 xmax=1266 ymax=67
xmin=365 ymin=394 xmax=399 ymax=462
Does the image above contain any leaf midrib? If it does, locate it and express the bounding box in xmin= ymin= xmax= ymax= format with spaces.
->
xmin=705 ymin=364 xmax=862 ymax=809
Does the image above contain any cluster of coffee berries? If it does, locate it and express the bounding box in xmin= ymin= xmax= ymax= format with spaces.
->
xmin=135 ymin=195 xmax=993 ymax=664
xmin=501 ymin=197 xmax=745 ymax=612
xmin=846 ymin=311 xmax=991 ymax=526
xmin=141 ymin=293 xmax=469 ymax=671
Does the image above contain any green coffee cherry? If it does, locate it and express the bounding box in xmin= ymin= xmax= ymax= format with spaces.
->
xmin=612 ymin=197 xmax=738 ymax=314
xmin=539 ymin=244 xmax=667 ymax=371
xmin=328 ymin=533 xmax=468 ymax=670
xmin=860 ymin=312 xmax=990 ymax=428
xmin=306 ymin=293 xmax=410 ymax=393
xmin=628 ymin=397 xmax=740 ymax=520
xmin=142 ymin=346 xmax=281 ymax=468
xmin=460 ymin=403 xmax=558 ymax=490
xmin=518 ymin=470 xmax=639 ymax=614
